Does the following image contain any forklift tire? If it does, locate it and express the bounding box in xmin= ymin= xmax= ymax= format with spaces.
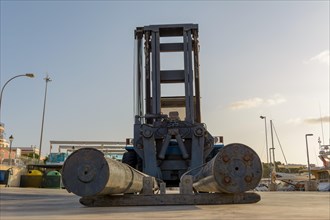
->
xmin=122 ymin=151 xmax=137 ymax=168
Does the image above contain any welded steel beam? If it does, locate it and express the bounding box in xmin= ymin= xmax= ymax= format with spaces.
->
xmin=80 ymin=192 xmax=261 ymax=207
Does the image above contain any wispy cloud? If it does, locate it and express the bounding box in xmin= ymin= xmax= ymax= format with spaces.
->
xmin=266 ymin=94 xmax=287 ymax=105
xmin=286 ymin=116 xmax=330 ymax=125
xmin=305 ymin=50 xmax=329 ymax=65
xmin=228 ymin=94 xmax=286 ymax=110
xmin=286 ymin=118 xmax=302 ymax=125
xmin=304 ymin=116 xmax=330 ymax=124
xmin=228 ymin=97 xmax=263 ymax=110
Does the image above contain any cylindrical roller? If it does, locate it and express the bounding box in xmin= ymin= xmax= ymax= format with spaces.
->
xmin=62 ymin=148 xmax=154 ymax=197
xmin=192 ymin=143 xmax=262 ymax=193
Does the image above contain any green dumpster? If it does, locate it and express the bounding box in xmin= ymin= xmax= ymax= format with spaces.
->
xmin=43 ymin=170 xmax=62 ymax=188
xmin=20 ymin=170 xmax=43 ymax=188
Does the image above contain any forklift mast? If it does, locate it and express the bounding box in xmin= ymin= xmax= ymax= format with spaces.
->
xmin=134 ymin=23 xmax=201 ymax=123
xmin=132 ymin=24 xmax=214 ymax=185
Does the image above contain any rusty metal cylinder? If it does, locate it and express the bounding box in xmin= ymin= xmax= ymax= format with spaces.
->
xmin=192 ymin=143 xmax=262 ymax=193
xmin=62 ymin=148 xmax=152 ymax=197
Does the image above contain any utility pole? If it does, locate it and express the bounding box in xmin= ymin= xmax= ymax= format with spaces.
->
xmin=38 ymin=76 xmax=51 ymax=164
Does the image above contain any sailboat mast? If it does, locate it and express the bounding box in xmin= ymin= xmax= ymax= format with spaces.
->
xmin=319 ymin=103 xmax=325 ymax=144
xmin=270 ymin=120 xmax=276 ymax=172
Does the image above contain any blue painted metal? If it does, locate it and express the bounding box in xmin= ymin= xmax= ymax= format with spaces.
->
xmin=131 ymin=24 xmax=216 ymax=186
xmin=125 ymin=145 xmax=134 ymax=151
xmin=48 ymin=152 xmax=68 ymax=164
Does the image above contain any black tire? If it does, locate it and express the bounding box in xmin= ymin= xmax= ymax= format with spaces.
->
xmin=122 ymin=151 xmax=138 ymax=168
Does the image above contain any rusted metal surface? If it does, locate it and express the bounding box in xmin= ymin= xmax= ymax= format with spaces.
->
xmin=192 ymin=143 xmax=262 ymax=193
xmin=79 ymin=192 xmax=261 ymax=207
xmin=62 ymin=148 xmax=156 ymax=197
xmin=61 ymin=146 xmax=262 ymax=206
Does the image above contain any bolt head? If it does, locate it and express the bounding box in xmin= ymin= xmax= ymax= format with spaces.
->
xmin=245 ymin=176 xmax=252 ymax=183
xmin=224 ymin=176 xmax=231 ymax=183
xmin=243 ymin=155 xmax=251 ymax=161
xmin=222 ymin=155 xmax=229 ymax=162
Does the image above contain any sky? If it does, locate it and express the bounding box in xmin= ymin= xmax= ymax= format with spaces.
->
xmin=0 ymin=1 xmax=329 ymax=166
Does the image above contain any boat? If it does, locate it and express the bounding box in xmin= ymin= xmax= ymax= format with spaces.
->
xmin=311 ymin=144 xmax=330 ymax=191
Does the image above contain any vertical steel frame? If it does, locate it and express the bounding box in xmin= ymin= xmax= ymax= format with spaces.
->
xmin=134 ymin=24 xmax=207 ymax=181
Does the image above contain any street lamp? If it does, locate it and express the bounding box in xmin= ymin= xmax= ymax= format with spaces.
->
xmin=305 ymin=134 xmax=313 ymax=183
xmin=8 ymin=135 xmax=14 ymax=166
xmin=269 ymin=120 xmax=276 ymax=171
xmin=38 ymin=76 xmax=52 ymax=164
xmin=0 ymin=73 xmax=35 ymax=122
xmin=260 ymin=116 xmax=269 ymax=165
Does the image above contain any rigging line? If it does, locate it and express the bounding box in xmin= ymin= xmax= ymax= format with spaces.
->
xmin=319 ymin=102 xmax=325 ymax=144
xmin=313 ymin=141 xmax=320 ymax=166
xmin=180 ymin=163 xmax=207 ymax=183
xmin=272 ymin=122 xmax=288 ymax=165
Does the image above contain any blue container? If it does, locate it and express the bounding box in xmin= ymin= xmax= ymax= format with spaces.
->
xmin=0 ymin=170 xmax=10 ymax=185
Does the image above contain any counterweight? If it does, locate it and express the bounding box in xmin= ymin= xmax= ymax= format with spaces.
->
xmin=62 ymin=148 xmax=157 ymax=197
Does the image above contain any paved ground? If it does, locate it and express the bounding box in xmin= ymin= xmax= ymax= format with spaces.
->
xmin=0 ymin=187 xmax=329 ymax=220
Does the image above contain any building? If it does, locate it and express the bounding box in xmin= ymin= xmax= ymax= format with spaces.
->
xmin=0 ymin=123 xmax=14 ymax=162
xmin=0 ymin=123 xmax=9 ymax=148
xmin=11 ymin=147 xmax=39 ymax=158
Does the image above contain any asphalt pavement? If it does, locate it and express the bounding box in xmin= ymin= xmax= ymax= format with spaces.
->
xmin=1 ymin=187 xmax=329 ymax=220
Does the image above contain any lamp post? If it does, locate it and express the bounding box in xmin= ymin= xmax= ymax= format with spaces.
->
xmin=260 ymin=116 xmax=269 ymax=165
xmin=0 ymin=73 xmax=35 ymax=122
xmin=38 ymin=76 xmax=52 ymax=164
xmin=305 ymin=134 xmax=313 ymax=183
xmin=8 ymin=135 xmax=14 ymax=166
xmin=260 ymin=116 xmax=271 ymax=189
